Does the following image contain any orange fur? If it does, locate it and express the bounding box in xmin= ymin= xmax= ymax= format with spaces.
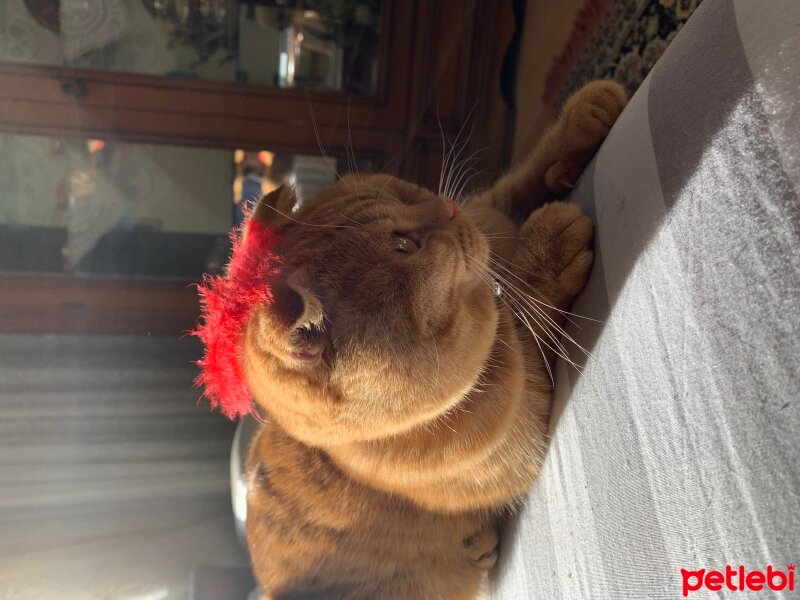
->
xmin=242 ymin=81 xmax=627 ymax=599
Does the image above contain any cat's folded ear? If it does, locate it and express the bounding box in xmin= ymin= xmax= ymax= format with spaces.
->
xmin=251 ymin=185 xmax=297 ymax=224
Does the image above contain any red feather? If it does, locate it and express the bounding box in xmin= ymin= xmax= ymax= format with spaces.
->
xmin=192 ymin=217 xmax=282 ymax=419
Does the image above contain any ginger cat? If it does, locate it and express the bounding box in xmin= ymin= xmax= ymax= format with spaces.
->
xmin=240 ymin=81 xmax=627 ymax=599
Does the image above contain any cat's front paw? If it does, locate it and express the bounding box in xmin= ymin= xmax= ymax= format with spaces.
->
xmin=561 ymin=80 xmax=627 ymax=151
xmin=545 ymin=81 xmax=627 ymax=194
xmin=520 ymin=202 xmax=594 ymax=301
xmin=463 ymin=525 xmax=499 ymax=571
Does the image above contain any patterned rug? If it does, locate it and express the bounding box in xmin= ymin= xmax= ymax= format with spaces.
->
xmin=544 ymin=0 xmax=703 ymax=108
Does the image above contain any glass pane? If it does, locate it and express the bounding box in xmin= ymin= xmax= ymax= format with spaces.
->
xmin=0 ymin=133 xmax=354 ymax=593
xmin=0 ymin=132 xmax=344 ymax=279
xmin=0 ymin=0 xmax=383 ymax=93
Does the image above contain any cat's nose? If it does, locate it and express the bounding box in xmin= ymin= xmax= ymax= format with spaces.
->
xmin=429 ymin=196 xmax=459 ymax=223
xmin=394 ymin=196 xmax=459 ymax=231
xmin=442 ymin=196 xmax=461 ymax=220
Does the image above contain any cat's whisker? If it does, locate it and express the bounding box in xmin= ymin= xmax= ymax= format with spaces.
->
xmin=439 ymin=115 xmax=466 ymax=201
xmin=440 ymin=136 xmax=460 ymax=201
xmin=375 ymin=177 xmax=394 ymax=205
xmin=488 ymin=254 xmax=577 ymax=316
xmin=440 ymin=144 xmax=455 ymax=201
xmin=511 ymin=308 xmax=586 ymax=371
xmin=345 ymin=101 xmax=362 ymax=204
xmin=495 ymin=337 xmax=522 ymax=357
xmin=467 ymin=255 xmax=588 ymax=370
xmin=305 ymin=91 xmax=342 ymax=182
xmin=464 ymin=258 xmax=565 ymax=379
xmin=444 ymin=148 xmax=480 ymax=195
xmin=442 ymin=139 xmax=469 ymax=202
xmin=486 ymin=276 xmax=591 ymax=366
xmin=339 ymin=212 xmax=369 ymax=231
xmin=484 ymin=264 xmax=591 ymax=357
xmin=441 ymin=102 xmax=479 ymax=199
xmin=444 ymin=141 xmax=480 ymax=201
xmin=260 ymin=204 xmax=360 ymax=230
xmin=488 ymin=252 xmax=602 ymax=324
xmin=483 ymin=263 xmax=589 ymax=362
xmin=378 ymin=151 xmax=404 ymax=176
xmin=484 ymin=265 xmax=570 ymax=336
xmin=481 ymin=238 xmax=527 ymax=244
xmin=501 ymin=280 xmax=585 ymax=346
xmin=501 ymin=284 xmax=584 ymax=369
xmin=452 ymin=165 xmax=488 ymax=204
xmin=432 ymin=343 xmax=442 ymax=395
xmin=514 ymin=301 xmax=585 ymax=375
xmin=447 ymin=157 xmax=481 ymax=202
xmin=500 ymin=292 xmax=563 ymax=382
xmin=445 ymin=144 xmax=488 ymax=201
xmin=479 ymin=234 xmax=527 ymax=241
xmin=445 ymin=161 xmax=473 ymax=201
xmin=437 ymin=108 xmax=447 ymax=198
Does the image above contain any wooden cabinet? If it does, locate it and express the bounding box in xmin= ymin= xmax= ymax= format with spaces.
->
xmin=0 ymin=0 xmax=514 ymax=334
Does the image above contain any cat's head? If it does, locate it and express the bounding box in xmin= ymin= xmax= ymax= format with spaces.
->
xmin=241 ymin=174 xmax=498 ymax=446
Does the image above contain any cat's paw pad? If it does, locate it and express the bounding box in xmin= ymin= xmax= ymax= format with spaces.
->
xmin=545 ymin=81 xmax=627 ymax=194
xmin=561 ymin=80 xmax=627 ymax=151
xmin=523 ymin=202 xmax=594 ymax=299
xmin=463 ymin=526 xmax=499 ymax=570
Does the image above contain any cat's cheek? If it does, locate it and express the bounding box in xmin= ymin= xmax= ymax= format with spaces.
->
xmin=248 ymin=309 xmax=289 ymax=359
xmin=246 ymin=285 xmax=329 ymax=369
xmin=244 ymin=311 xmax=302 ymax=374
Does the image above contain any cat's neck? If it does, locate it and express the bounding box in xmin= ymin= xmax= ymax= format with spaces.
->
xmin=325 ymin=309 xmax=550 ymax=513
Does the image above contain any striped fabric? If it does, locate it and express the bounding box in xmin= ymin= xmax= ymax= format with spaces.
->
xmin=492 ymin=0 xmax=800 ymax=598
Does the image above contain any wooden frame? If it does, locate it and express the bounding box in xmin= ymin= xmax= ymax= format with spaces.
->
xmin=0 ymin=0 xmax=412 ymax=156
xmin=0 ymin=274 xmax=199 ymax=335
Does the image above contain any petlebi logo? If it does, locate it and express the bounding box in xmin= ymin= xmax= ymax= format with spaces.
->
xmin=681 ymin=564 xmax=795 ymax=596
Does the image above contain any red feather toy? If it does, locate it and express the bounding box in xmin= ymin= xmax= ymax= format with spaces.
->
xmin=192 ymin=217 xmax=282 ymax=419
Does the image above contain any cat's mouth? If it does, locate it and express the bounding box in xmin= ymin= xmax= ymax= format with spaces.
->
xmin=288 ymin=349 xmax=322 ymax=363
xmin=287 ymin=324 xmax=325 ymax=364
